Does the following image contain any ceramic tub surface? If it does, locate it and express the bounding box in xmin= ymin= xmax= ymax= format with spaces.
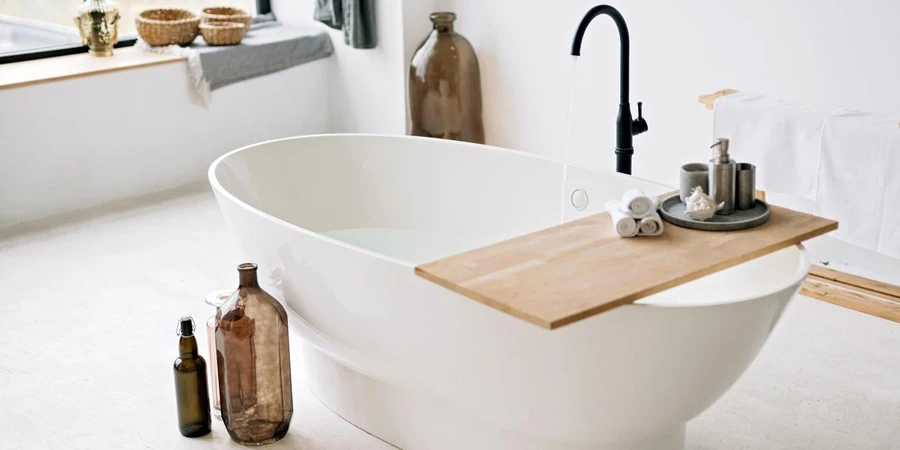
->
xmin=209 ymin=134 xmax=810 ymax=450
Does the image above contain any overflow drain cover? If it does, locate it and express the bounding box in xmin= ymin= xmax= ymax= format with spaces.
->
xmin=571 ymin=189 xmax=588 ymax=210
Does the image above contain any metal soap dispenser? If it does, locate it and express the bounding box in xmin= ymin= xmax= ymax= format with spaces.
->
xmin=709 ymin=138 xmax=736 ymax=215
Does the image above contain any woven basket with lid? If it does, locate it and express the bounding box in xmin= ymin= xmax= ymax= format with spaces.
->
xmin=136 ymin=8 xmax=200 ymax=46
xmin=202 ymin=6 xmax=253 ymax=30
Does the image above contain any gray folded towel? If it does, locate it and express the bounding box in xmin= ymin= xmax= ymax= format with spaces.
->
xmin=194 ymin=22 xmax=334 ymax=91
xmin=137 ymin=20 xmax=334 ymax=107
xmin=315 ymin=0 xmax=377 ymax=49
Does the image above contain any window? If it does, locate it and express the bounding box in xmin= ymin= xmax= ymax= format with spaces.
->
xmin=0 ymin=0 xmax=270 ymax=64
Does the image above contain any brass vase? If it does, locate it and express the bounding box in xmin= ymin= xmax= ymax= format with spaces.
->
xmin=75 ymin=0 xmax=120 ymax=57
xmin=409 ymin=12 xmax=485 ymax=144
xmin=216 ymin=263 xmax=293 ymax=445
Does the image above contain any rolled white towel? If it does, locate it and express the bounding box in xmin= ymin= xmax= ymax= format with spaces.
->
xmin=605 ymin=200 xmax=638 ymax=238
xmin=638 ymin=211 xmax=664 ymax=236
xmin=622 ymin=196 xmax=660 ymax=219
xmin=621 ymin=189 xmax=655 ymax=218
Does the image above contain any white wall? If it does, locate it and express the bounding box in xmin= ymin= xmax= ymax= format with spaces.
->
xmin=0 ymin=60 xmax=329 ymax=228
xmin=0 ymin=0 xmax=416 ymax=229
xmin=273 ymin=0 xmax=408 ymax=134
xmin=448 ymin=0 xmax=900 ymax=187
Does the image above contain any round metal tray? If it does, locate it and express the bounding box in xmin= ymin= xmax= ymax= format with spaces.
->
xmin=658 ymin=194 xmax=770 ymax=231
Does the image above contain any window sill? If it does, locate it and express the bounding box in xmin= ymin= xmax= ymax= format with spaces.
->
xmin=0 ymin=47 xmax=186 ymax=91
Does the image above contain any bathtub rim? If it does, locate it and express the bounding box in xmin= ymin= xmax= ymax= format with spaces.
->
xmin=209 ymin=133 xmax=810 ymax=310
xmin=208 ymin=133 xmax=660 ymax=269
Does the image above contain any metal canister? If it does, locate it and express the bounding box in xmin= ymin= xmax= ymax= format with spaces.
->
xmin=736 ymin=163 xmax=757 ymax=210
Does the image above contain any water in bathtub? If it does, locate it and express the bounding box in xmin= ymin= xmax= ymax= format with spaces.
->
xmin=320 ymin=228 xmax=493 ymax=265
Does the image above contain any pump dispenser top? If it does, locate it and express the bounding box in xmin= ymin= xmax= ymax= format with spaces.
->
xmin=710 ymin=138 xmax=731 ymax=163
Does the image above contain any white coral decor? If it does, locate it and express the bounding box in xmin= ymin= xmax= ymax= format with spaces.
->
xmin=683 ymin=186 xmax=723 ymax=221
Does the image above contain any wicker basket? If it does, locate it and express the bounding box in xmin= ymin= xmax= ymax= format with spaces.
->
xmin=202 ymin=6 xmax=253 ymax=29
xmin=136 ymin=8 xmax=200 ymax=46
xmin=200 ymin=22 xmax=247 ymax=46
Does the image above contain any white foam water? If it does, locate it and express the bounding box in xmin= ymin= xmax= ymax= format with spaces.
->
xmin=559 ymin=57 xmax=580 ymax=223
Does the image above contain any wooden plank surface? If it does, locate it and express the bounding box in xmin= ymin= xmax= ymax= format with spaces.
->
xmin=0 ymin=47 xmax=185 ymax=91
xmin=802 ymin=276 xmax=900 ymax=324
xmin=808 ymin=265 xmax=900 ymax=299
xmin=416 ymin=204 xmax=838 ymax=330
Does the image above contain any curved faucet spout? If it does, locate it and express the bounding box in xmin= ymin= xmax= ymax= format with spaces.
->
xmin=570 ymin=5 xmax=646 ymax=175
xmin=570 ymin=5 xmax=629 ymax=104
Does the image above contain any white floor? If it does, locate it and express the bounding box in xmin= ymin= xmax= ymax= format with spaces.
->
xmin=0 ymin=187 xmax=897 ymax=450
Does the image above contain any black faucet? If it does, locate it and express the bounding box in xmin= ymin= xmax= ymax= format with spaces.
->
xmin=570 ymin=5 xmax=648 ymax=175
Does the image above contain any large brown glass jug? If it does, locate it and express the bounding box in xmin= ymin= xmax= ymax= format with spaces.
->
xmin=409 ymin=12 xmax=485 ymax=144
xmin=216 ymin=263 xmax=293 ymax=445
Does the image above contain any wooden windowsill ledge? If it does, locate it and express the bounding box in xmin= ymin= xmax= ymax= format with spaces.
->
xmin=0 ymin=47 xmax=186 ymax=91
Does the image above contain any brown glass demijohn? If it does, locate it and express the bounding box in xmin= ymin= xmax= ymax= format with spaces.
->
xmin=409 ymin=12 xmax=485 ymax=144
xmin=216 ymin=263 xmax=293 ymax=445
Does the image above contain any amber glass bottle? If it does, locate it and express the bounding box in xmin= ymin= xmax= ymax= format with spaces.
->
xmin=409 ymin=12 xmax=485 ymax=144
xmin=216 ymin=263 xmax=293 ymax=445
xmin=173 ymin=317 xmax=212 ymax=438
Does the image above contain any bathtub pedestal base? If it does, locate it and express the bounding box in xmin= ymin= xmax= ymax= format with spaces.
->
xmin=302 ymin=344 xmax=686 ymax=450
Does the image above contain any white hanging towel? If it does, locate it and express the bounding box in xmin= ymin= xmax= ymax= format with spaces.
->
xmin=713 ymin=92 xmax=837 ymax=201
xmin=815 ymin=110 xmax=900 ymax=258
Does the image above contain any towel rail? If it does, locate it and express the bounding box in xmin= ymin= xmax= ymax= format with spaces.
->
xmin=699 ymin=88 xmax=900 ymax=321
xmin=699 ymin=88 xmax=900 ymax=127
xmin=698 ymin=88 xmax=739 ymax=109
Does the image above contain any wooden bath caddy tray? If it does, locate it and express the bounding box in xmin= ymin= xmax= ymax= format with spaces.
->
xmin=415 ymin=199 xmax=837 ymax=330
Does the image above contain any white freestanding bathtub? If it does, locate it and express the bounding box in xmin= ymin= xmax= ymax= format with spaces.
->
xmin=209 ymin=134 xmax=809 ymax=450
